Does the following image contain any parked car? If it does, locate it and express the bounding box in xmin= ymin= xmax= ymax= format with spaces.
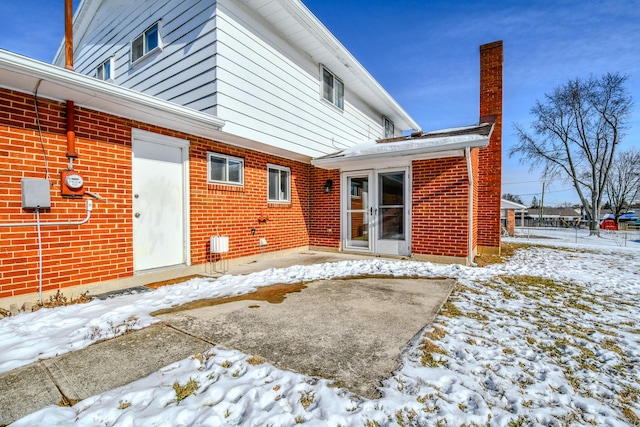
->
xmin=601 ymin=217 xmax=618 ymax=230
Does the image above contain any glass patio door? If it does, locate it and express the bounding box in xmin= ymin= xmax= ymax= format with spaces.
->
xmin=345 ymin=173 xmax=371 ymax=250
xmin=375 ymin=171 xmax=408 ymax=255
xmin=342 ymin=169 xmax=409 ymax=256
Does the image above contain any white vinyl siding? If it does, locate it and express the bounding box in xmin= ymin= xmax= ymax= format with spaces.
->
xmin=67 ymin=0 xmax=391 ymax=157
xmin=214 ymin=1 xmax=385 ymax=157
xmin=267 ymin=164 xmax=290 ymax=203
xmin=207 ymin=152 xmax=244 ymax=185
xmin=70 ymin=0 xmax=218 ymax=115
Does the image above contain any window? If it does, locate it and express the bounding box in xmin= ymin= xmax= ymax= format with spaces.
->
xmin=207 ymin=152 xmax=244 ymax=185
xmin=321 ymin=66 xmax=344 ymax=109
xmin=384 ymin=117 xmax=395 ymax=138
xmin=96 ymin=57 xmax=114 ymax=81
xmin=131 ymin=22 xmax=160 ymax=63
xmin=267 ymin=164 xmax=290 ymax=202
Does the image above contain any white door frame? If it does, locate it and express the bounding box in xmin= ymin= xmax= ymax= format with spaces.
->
xmin=131 ymin=128 xmax=191 ymax=270
xmin=341 ymin=166 xmax=411 ymax=256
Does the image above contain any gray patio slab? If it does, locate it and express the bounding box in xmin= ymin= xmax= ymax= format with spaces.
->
xmin=157 ymin=277 xmax=455 ymax=399
xmin=42 ymin=324 xmax=211 ymax=403
xmin=0 ymin=363 xmax=63 ymax=426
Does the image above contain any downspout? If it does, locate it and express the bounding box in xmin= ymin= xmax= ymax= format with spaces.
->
xmin=465 ymin=147 xmax=476 ymax=267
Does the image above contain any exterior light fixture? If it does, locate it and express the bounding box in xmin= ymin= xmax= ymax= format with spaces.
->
xmin=324 ymin=179 xmax=333 ymax=193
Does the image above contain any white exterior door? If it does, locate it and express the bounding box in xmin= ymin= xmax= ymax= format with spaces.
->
xmin=342 ymin=168 xmax=410 ymax=256
xmin=132 ymin=129 xmax=189 ymax=271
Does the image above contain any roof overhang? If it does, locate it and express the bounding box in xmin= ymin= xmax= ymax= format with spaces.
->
xmin=1 ymin=49 xmax=312 ymax=162
xmin=312 ymin=124 xmax=492 ymax=170
xmin=501 ymin=199 xmax=528 ymax=211
xmin=1 ymin=49 xmax=225 ymax=133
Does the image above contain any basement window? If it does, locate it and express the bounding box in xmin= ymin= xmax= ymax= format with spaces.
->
xmin=208 ymin=152 xmax=244 ymax=185
xmin=267 ymin=164 xmax=290 ymax=203
xmin=96 ymin=57 xmax=114 ymax=81
xmin=321 ymin=66 xmax=344 ymax=109
xmin=131 ymin=22 xmax=160 ymax=63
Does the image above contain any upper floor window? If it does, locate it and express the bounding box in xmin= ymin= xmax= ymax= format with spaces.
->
xmin=96 ymin=57 xmax=114 ymax=81
xmin=131 ymin=22 xmax=160 ymax=63
xmin=322 ymin=66 xmax=344 ymax=109
xmin=208 ymin=152 xmax=244 ymax=185
xmin=267 ymin=164 xmax=290 ymax=203
xmin=384 ymin=117 xmax=395 ymax=138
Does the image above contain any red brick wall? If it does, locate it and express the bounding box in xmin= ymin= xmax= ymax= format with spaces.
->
xmin=0 ymin=88 xmax=311 ymax=299
xmin=309 ymin=167 xmax=340 ymax=248
xmin=411 ymin=157 xmax=470 ymax=258
xmin=477 ymin=41 xmax=503 ymax=250
xmin=189 ymin=140 xmax=310 ymax=264
xmin=0 ymin=89 xmax=133 ymax=298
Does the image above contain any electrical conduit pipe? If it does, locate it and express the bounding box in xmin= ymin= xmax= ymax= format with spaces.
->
xmin=0 ymin=200 xmax=94 ymax=304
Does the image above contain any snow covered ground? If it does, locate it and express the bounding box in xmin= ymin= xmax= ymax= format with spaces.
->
xmin=4 ymin=228 xmax=640 ymax=426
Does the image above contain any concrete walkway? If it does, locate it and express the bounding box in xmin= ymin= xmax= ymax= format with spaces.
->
xmin=0 ymin=252 xmax=455 ymax=426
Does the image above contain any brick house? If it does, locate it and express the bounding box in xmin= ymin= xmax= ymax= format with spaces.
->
xmin=501 ymin=199 xmax=527 ymax=236
xmin=0 ymin=0 xmax=502 ymax=304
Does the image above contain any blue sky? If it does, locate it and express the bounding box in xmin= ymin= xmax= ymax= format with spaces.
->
xmin=1 ymin=0 xmax=638 ymax=206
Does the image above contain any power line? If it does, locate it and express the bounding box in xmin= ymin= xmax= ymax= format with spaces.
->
xmin=502 ymin=180 xmax=543 ymax=185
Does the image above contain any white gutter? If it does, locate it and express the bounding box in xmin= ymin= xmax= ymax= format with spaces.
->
xmin=465 ymin=147 xmax=476 ymax=267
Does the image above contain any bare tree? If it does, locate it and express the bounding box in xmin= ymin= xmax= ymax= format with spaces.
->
xmin=530 ymin=195 xmax=539 ymax=208
xmin=511 ymin=73 xmax=633 ymax=234
xmin=606 ymin=148 xmax=640 ymax=220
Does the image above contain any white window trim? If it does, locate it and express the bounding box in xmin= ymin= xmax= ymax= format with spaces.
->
xmin=131 ymin=22 xmax=162 ymax=65
xmin=96 ymin=56 xmax=114 ymax=81
xmin=207 ymin=152 xmax=244 ymax=186
xmin=267 ymin=163 xmax=291 ymax=203
xmin=320 ymin=65 xmax=344 ymax=110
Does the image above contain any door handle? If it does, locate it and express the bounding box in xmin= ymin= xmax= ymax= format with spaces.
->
xmin=135 ymin=213 xmax=141 ymax=218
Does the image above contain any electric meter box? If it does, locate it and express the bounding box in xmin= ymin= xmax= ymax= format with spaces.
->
xmin=21 ymin=178 xmax=51 ymax=209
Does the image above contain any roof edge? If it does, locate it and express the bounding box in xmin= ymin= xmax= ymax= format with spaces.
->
xmin=1 ymin=49 xmax=226 ymax=130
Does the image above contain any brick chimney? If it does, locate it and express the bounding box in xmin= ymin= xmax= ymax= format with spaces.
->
xmin=476 ymin=40 xmax=503 ymax=253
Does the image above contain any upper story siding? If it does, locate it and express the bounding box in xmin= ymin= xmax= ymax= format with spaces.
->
xmin=64 ymin=0 xmax=412 ymax=158
xmin=71 ymin=0 xmax=218 ymax=115
xmin=215 ymin=0 xmax=387 ymax=156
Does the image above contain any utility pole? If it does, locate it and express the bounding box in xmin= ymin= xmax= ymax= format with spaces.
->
xmin=539 ymin=182 xmax=545 ymax=225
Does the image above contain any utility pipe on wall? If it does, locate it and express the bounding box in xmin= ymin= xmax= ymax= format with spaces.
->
xmin=0 ymin=199 xmax=93 ymax=228
xmin=66 ymin=100 xmax=78 ymax=159
xmin=64 ymin=0 xmax=78 ymax=161
xmin=64 ymin=0 xmax=74 ymax=71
